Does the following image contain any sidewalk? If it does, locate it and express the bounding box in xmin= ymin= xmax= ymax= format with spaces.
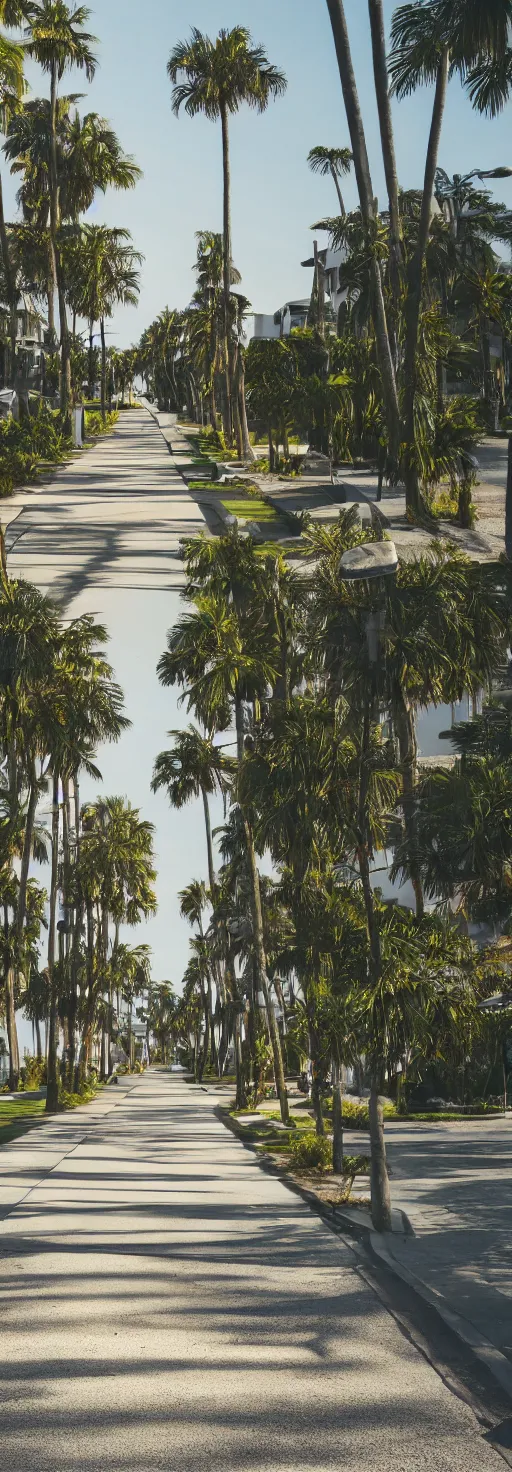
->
xmin=374 ymin=1116 xmax=512 ymax=1394
xmin=0 ymin=1071 xmax=506 ymax=1471
xmin=250 ymin=449 xmax=508 ymax=562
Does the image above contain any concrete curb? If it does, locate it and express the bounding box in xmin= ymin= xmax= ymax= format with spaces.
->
xmin=370 ymin=1233 xmax=512 ymax=1403
xmin=216 ymin=1105 xmax=412 ymax=1237
xmin=216 ymin=1100 xmax=512 ymax=1409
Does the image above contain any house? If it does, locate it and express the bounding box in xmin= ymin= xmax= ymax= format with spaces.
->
xmin=300 ymin=245 xmax=348 ymax=333
xmin=250 ymin=299 xmax=311 ymax=341
xmin=0 ymin=295 xmax=49 ymax=391
xmin=248 ymin=243 xmax=348 ymax=343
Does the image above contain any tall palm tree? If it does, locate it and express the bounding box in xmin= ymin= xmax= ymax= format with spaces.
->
xmin=388 ymin=0 xmax=512 ymax=511
xmin=0 ymin=575 xmax=60 ymax=1088
xmin=75 ymin=797 xmax=157 ymax=1089
xmin=323 ymin=0 xmax=400 ymax=469
xmin=67 ymin=223 xmax=142 ymax=417
xmin=0 ymin=6 xmax=26 ymax=386
xmin=168 ymin=27 xmax=286 ymax=444
xmin=307 ymin=145 xmax=352 ymax=214
xmin=152 ymin=725 xmax=234 ymax=895
xmin=5 ymin=96 xmax=141 ymax=351
xmin=25 ymin=2 xmax=98 ymax=418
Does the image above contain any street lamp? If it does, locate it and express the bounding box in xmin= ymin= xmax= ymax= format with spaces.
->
xmin=339 ymin=541 xmax=398 ymax=664
xmin=339 ymin=540 xmax=399 ymax=1228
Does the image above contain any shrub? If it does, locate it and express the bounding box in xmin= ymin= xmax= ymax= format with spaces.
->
xmin=60 ymin=1082 xmax=100 ymax=1109
xmin=339 ymin=1099 xmax=397 ymax=1129
xmin=290 ymin=1132 xmax=332 ymax=1172
xmin=21 ymin=1055 xmax=46 ymax=1090
xmin=342 ymin=1154 xmax=370 ymax=1179
xmin=85 ymin=409 xmax=119 ymax=437
xmin=0 ymin=404 xmax=73 ymax=497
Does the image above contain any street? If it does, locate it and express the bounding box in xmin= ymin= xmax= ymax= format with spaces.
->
xmin=0 ymin=1070 xmax=507 ymax=1472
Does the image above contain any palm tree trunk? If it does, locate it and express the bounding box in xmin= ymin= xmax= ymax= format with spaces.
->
xmin=220 ymin=98 xmax=233 ymax=445
xmin=16 ymin=762 xmax=38 ymax=946
xmin=35 ymin=1016 xmax=42 ymax=1062
xmin=46 ymin=261 xmax=56 ymax=349
xmin=243 ymin=813 xmax=289 ymax=1126
xmin=6 ymin=968 xmax=19 ymax=1092
xmin=367 ymin=0 xmax=401 ymax=327
xmin=402 ymin=49 xmax=449 ymax=519
xmin=88 ymin=321 xmax=95 ymax=400
xmin=268 ymin=424 xmax=274 ymax=471
xmin=0 ymin=170 xmax=18 ymax=390
xmin=49 ymin=62 xmax=71 ymax=424
xmin=100 ymin=318 xmax=107 ymax=422
xmin=369 ymin=1083 xmax=392 ymax=1231
xmin=332 ymin=1058 xmax=344 ymax=1173
xmin=46 ymin=772 xmax=60 ymax=1113
xmin=356 ymin=704 xmax=392 ymax=1231
xmin=0 ymin=524 xmax=7 ymax=584
xmin=311 ymin=1066 xmax=325 ymax=1136
xmin=330 ymin=164 xmax=345 ymax=215
xmin=128 ymin=1003 xmax=133 ymax=1069
xmin=201 ymin=785 xmax=216 ymax=894
xmin=325 ymin=0 xmax=400 ymax=465
xmin=234 ymin=347 xmax=255 ymax=461
xmin=233 ymin=1004 xmax=246 ymax=1109
xmin=506 ymin=436 xmax=512 ymax=561
xmin=394 ymin=691 xmax=424 ymax=919
xmin=481 ymin=319 xmax=499 ymax=432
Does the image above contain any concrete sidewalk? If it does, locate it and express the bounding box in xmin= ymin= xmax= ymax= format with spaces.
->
xmin=0 ymin=1070 xmax=507 ymax=1470
xmin=379 ymin=1116 xmax=512 ymax=1390
xmin=4 ymin=406 xmax=206 ymax=602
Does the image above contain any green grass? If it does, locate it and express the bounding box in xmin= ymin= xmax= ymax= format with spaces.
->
xmin=0 ymin=1097 xmax=46 ymax=1144
xmin=221 ymin=498 xmax=279 ymax=523
xmin=398 ymin=1109 xmax=503 ymax=1122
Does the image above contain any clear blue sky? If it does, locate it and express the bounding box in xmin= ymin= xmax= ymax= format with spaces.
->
xmin=8 ymin=0 xmax=512 ymax=348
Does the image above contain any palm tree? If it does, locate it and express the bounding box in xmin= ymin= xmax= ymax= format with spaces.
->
xmin=323 ymin=1 xmax=400 ymax=469
xmin=307 ymin=145 xmax=352 ymax=214
xmin=152 ymin=725 xmax=234 ymax=895
xmin=75 ymin=797 xmax=157 ymax=1088
xmin=67 ymin=224 xmax=142 ymax=417
xmin=0 ymin=8 xmax=26 ymax=386
xmin=0 ymin=575 xmax=60 ymax=1089
xmin=388 ymin=0 xmax=512 ymax=510
xmin=179 ymin=881 xmax=216 ymax=1078
xmin=168 ymin=27 xmax=286 ymax=443
xmin=25 ymin=1 xmax=98 ymax=418
xmin=5 ymin=96 xmax=141 ymax=353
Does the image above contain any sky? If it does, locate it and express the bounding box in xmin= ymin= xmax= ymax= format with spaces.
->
xmin=6 ymin=0 xmax=512 ymax=349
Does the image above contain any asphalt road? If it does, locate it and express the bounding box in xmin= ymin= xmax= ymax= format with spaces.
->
xmin=0 ymin=1071 xmax=507 ymax=1472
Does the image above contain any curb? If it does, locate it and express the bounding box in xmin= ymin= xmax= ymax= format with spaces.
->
xmin=216 ymin=1105 xmax=413 ymax=1238
xmin=370 ymin=1233 xmax=512 ymax=1403
xmin=216 ymin=1100 xmax=512 ymax=1410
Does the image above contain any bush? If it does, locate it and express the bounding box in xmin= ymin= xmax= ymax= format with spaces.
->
xmin=21 ymin=1055 xmax=46 ymax=1090
xmin=290 ymin=1132 xmax=332 ymax=1172
xmin=0 ymin=404 xmax=73 ymax=497
xmin=339 ymin=1099 xmax=397 ymax=1129
xmin=85 ymin=409 xmax=119 ymax=437
xmin=342 ymin=1153 xmax=370 ymax=1179
xmin=60 ymin=1082 xmax=100 ymax=1109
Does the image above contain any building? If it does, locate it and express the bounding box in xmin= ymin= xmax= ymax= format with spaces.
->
xmin=0 ymin=295 xmax=49 ymax=392
xmin=251 ymin=300 xmax=310 ymax=341
xmin=300 ymin=245 xmax=348 ymax=333
xmin=248 ymin=244 xmax=348 ymax=342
